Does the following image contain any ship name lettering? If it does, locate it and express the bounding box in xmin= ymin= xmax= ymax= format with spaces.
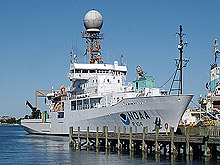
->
xmin=133 ymin=112 xmax=139 ymax=120
xmin=132 ymin=121 xmax=143 ymax=126
xmin=127 ymin=112 xmax=135 ymax=120
xmin=139 ymin=112 xmax=145 ymax=119
xmin=127 ymin=111 xmax=150 ymax=120
xmin=144 ymin=111 xmax=150 ymax=119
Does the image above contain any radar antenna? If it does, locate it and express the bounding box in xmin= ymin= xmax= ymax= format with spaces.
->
xmin=169 ymin=25 xmax=189 ymax=95
xmin=82 ymin=10 xmax=104 ymax=64
xmin=136 ymin=65 xmax=146 ymax=80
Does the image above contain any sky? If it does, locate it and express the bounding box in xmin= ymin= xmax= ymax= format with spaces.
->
xmin=0 ymin=0 xmax=220 ymax=118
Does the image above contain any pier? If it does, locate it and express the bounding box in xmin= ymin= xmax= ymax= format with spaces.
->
xmin=69 ymin=125 xmax=220 ymax=158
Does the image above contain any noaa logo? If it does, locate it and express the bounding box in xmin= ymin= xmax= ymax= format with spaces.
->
xmin=120 ymin=113 xmax=130 ymax=125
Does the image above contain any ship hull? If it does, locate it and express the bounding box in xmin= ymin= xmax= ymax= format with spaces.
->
xmin=21 ymin=94 xmax=193 ymax=135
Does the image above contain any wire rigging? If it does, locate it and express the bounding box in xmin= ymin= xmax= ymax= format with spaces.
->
xmin=159 ymin=71 xmax=176 ymax=88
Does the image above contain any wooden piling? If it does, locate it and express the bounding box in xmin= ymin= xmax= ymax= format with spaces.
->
xmin=129 ymin=127 xmax=134 ymax=151
xmin=170 ymin=126 xmax=175 ymax=155
xmin=204 ymin=127 xmax=211 ymax=157
xmin=189 ymin=146 xmax=193 ymax=156
xmin=163 ymin=144 xmax=167 ymax=156
xmin=96 ymin=126 xmax=99 ymax=148
xmin=135 ymin=126 xmax=137 ymax=134
xmin=118 ymin=127 xmax=122 ymax=150
xmin=214 ymin=126 xmax=217 ymax=136
xmin=124 ymin=126 xmax=126 ymax=135
xmin=87 ymin=126 xmax=90 ymax=148
xmin=142 ymin=126 xmax=147 ymax=152
xmin=68 ymin=125 xmax=220 ymax=158
xmin=105 ymin=126 xmax=109 ymax=149
xmin=145 ymin=126 xmax=148 ymax=135
xmin=186 ymin=127 xmax=190 ymax=155
xmin=69 ymin=126 xmax=74 ymax=147
xmin=204 ymin=140 xmax=209 ymax=157
xmin=150 ymin=144 xmax=153 ymax=155
xmin=155 ymin=126 xmax=160 ymax=153
xmin=78 ymin=126 xmax=81 ymax=147
xmin=114 ymin=126 xmax=116 ymax=134
xmin=103 ymin=126 xmax=105 ymax=134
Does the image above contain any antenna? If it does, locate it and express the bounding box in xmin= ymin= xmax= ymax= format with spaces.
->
xmin=70 ymin=47 xmax=73 ymax=64
xmin=136 ymin=66 xmax=146 ymax=80
xmin=169 ymin=25 xmax=189 ymax=95
xmin=75 ymin=34 xmax=78 ymax=57
xmin=74 ymin=54 xmax=77 ymax=63
xmin=70 ymin=35 xmax=74 ymax=64
xmin=121 ymin=55 xmax=123 ymax=66
xmin=213 ymin=39 xmax=220 ymax=64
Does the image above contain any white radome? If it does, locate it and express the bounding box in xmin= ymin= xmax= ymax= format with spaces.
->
xmin=84 ymin=9 xmax=103 ymax=32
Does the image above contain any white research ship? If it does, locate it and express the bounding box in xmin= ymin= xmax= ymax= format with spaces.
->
xmin=21 ymin=10 xmax=193 ymax=135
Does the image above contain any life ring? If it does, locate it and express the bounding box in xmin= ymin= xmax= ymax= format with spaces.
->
xmin=164 ymin=123 xmax=168 ymax=129
xmin=184 ymin=119 xmax=187 ymax=123
xmin=60 ymin=86 xmax=66 ymax=95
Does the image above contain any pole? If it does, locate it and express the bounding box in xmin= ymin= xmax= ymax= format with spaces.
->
xmin=179 ymin=25 xmax=183 ymax=95
xmin=118 ymin=127 xmax=122 ymax=150
xmin=35 ymin=90 xmax=38 ymax=110
xmin=96 ymin=126 xmax=99 ymax=148
xmin=87 ymin=126 xmax=90 ymax=148
xmin=186 ymin=127 xmax=189 ymax=155
xmin=142 ymin=127 xmax=147 ymax=152
xmin=78 ymin=126 xmax=81 ymax=148
xmin=124 ymin=126 xmax=126 ymax=135
xmin=69 ymin=126 xmax=74 ymax=147
xmin=129 ymin=127 xmax=133 ymax=151
xmin=155 ymin=127 xmax=160 ymax=154
xmin=170 ymin=126 xmax=175 ymax=155
xmin=105 ymin=126 xmax=108 ymax=149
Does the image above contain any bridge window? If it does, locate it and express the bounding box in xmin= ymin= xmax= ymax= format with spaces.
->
xmin=82 ymin=70 xmax=88 ymax=73
xmin=71 ymin=101 xmax=76 ymax=110
xmin=75 ymin=69 xmax=81 ymax=73
xmin=122 ymin=71 xmax=126 ymax=75
xmin=58 ymin=112 xmax=64 ymax=118
xmin=90 ymin=70 xmax=96 ymax=73
xmin=77 ymin=100 xmax=82 ymax=110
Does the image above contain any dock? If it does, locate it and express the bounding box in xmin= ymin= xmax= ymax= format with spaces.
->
xmin=69 ymin=125 xmax=220 ymax=158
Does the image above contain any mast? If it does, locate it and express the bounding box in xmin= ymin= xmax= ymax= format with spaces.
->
xmin=211 ymin=39 xmax=220 ymax=93
xmin=82 ymin=10 xmax=104 ymax=64
xmin=82 ymin=31 xmax=104 ymax=64
xmin=178 ymin=25 xmax=184 ymax=94
xmin=169 ymin=25 xmax=188 ymax=95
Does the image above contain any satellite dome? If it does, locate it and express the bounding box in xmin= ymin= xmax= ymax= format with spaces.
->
xmin=84 ymin=10 xmax=103 ymax=33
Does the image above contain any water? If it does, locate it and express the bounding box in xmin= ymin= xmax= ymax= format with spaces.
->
xmin=0 ymin=125 xmax=219 ymax=164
